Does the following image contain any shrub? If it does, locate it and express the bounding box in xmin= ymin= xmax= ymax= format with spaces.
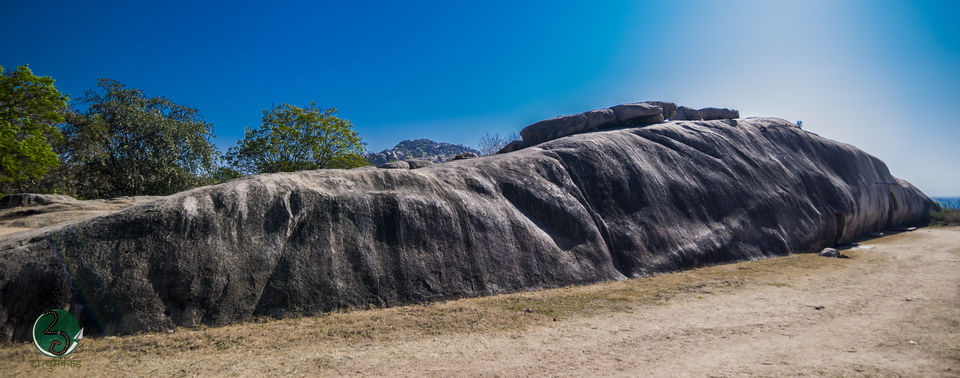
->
xmin=930 ymin=207 xmax=960 ymax=226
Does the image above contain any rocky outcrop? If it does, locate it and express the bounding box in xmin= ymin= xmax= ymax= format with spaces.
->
xmin=520 ymin=102 xmax=666 ymax=147
xmin=449 ymin=152 xmax=478 ymax=161
xmin=514 ymin=101 xmax=740 ymax=149
xmin=672 ymin=106 xmax=740 ymax=121
xmin=698 ymin=107 xmax=740 ymax=120
xmin=673 ymin=106 xmax=698 ymax=120
xmin=643 ymin=101 xmax=678 ymax=120
xmin=377 ymin=160 xmax=410 ymax=169
xmin=609 ymin=103 xmax=663 ymax=124
xmin=0 ymin=194 xmax=79 ymax=209
xmin=377 ymin=159 xmax=435 ymax=170
xmin=0 ymin=194 xmax=158 ymax=232
xmin=819 ymin=248 xmax=840 ymax=257
xmin=404 ymin=159 xmax=435 ymax=169
xmin=519 ymin=113 xmax=593 ymax=147
xmin=498 ymin=140 xmax=526 ymax=154
xmin=0 ymin=117 xmax=934 ymax=342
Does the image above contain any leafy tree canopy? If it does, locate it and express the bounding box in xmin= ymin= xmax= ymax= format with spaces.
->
xmin=60 ymin=79 xmax=218 ymax=197
xmin=226 ymin=103 xmax=367 ymax=175
xmin=0 ymin=65 xmax=68 ymax=193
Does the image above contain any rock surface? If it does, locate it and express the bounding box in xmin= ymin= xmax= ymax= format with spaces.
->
xmin=520 ymin=113 xmax=593 ymax=147
xmin=819 ymin=248 xmax=839 ymax=257
xmin=497 ymin=140 xmax=526 ymax=154
xmin=672 ymin=106 xmax=740 ymax=121
xmin=643 ymin=101 xmax=678 ymax=120
xmin=520 ymin=102 xmax=667 ymax=147
xmin=0 ymin=117 xmax=935 ymax=342
xmin=376 ymin=159 xmax=435 ymax=170
xmin=404 ymin=159 xmax=434 ymax=169
xmin=449 ymin=152 xmax=479 ymax=161
xmin=609 ymin=103 xmax=662 ymax=124
xmin=0 ymin=194 xmax=79 ymax=209
xmin=698 ymin=107 xmax=740 ymax=120
xmin=673 ymin=106 xmax=700 ymax=120
xmin=0 ymin=194 xmax=159 ymax=233
xmin=377 ymin=160 xmax=410 ymax=169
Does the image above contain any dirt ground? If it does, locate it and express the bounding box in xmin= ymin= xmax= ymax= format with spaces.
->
xmin=2 ymin=227 xmax=958 ymax=377
xmin=0 ymin=226 xmax=33 ymax=237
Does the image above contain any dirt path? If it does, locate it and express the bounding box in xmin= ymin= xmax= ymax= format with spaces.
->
xmin=332 ymin=228 xmax=960 ymax=376
xmin=2 ymin=228 xmax=958 ymax=376
xmin=0 ymin=227 xmax=32 ymax=237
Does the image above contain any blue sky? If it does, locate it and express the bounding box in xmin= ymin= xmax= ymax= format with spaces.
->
xmin=2 ymin=0 xmax=958 ymax=195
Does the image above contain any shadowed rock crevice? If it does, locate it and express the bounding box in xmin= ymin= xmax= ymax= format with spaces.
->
xmin=0 ymin=117 xmax=935 ymax=341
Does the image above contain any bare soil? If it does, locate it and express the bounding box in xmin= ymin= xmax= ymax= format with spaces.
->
xmin=0 ymin=227 xmax=33 ymax=237
xmin=2 ymin=227 xmax=958 ymax=377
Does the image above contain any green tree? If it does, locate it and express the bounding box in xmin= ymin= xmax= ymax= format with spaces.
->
xmin=60 ymin=79 xmax=218 ymax=197
xmin=0 ymin=65 xmax=68 ymax=194
xmin=206 ymin=164 xmax=244 ymax=183
xmin=226 ymin=103 xmax=367 ymax=175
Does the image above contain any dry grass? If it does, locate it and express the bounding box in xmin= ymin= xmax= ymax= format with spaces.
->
xmin=931 ymin=208 xmax=960 ymax=226
xmin=0 ymin=248 xmax=862 ymax=376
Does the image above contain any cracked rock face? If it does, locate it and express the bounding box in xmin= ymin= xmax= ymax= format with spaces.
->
xmin=0 ymin=117 xmax=934 ymax=341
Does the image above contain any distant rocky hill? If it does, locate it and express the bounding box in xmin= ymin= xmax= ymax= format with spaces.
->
xmin=365 ymin=139 xmax=479 ymax=166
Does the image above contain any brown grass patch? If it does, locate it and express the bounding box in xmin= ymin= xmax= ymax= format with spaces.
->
xmin=0 ymin=247 xmax=866 ymax=376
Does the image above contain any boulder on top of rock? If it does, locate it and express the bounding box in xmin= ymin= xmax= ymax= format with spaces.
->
xmin=404 ymin=159 xmax=434 ymax=169
xmin=642 ymin=101 xmax=678 ymax=120
xmin=698 ymin=107 xmax=740 ymax=120
xmin=520 ymin=113 xmax=591 ymax=146
xmin=449 ymin=152 xmax=478 ymax=161
xmin=583 ymin=108 xmax=617 ymax=130
xmin=672 ymin=106 xmax=700 ymax=120
xmin=378 ymin=160 xmax=410 ymax=169
xmin=672 ymin=106 xmax=740 ymax=121
xmin=497 ymin=140 xmax=526 ymax=154
xmin=519 ymin=102 xmax=671 ymax=148
xmin=610 ymin=103 xmax=663 ymax=124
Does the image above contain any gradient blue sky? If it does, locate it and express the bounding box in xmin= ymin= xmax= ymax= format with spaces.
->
xmin=2 ymin=0 xmax=958 ymax=195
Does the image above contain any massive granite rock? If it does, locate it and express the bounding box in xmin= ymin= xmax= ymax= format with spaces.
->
xmin=0 ymin=117 xmax=934 ymax=342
